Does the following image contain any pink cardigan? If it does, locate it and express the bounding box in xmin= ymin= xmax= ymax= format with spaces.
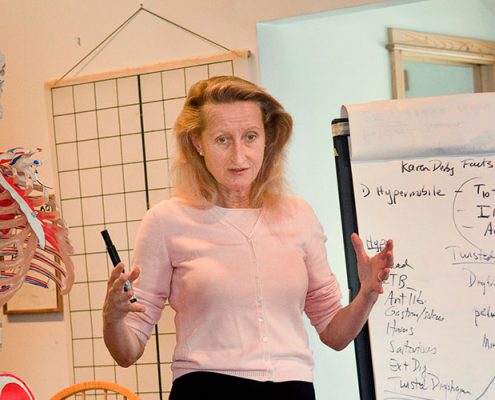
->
xmin=126 ymin=196 xmax=342 ymax=382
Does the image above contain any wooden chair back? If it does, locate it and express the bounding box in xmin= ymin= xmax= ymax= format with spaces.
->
xmin=50 ymin=380 xmax=140 ymax=400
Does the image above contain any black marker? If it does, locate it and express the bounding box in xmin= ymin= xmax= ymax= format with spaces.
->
xmin=101 ymin=229 xmax=137 ymax=303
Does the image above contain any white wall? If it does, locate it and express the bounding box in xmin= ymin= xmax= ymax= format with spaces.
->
xmin=257 ymin=0 xmax=495 ymax=398
xmin=0 ymin=1 xmax=386 ymax=398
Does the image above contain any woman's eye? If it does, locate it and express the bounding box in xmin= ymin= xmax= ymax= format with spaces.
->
xmin=246 ymin=133 xmax=257 ymax=142
xmin=216 ymin=136 xmax=228 ymax=144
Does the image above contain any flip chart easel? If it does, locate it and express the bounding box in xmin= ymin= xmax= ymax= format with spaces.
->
xmin=332 ymin=93 xmax=495 ymax=400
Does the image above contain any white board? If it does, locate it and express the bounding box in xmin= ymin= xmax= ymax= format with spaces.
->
xmin=344 ymin=93 xmax=495 ymax=400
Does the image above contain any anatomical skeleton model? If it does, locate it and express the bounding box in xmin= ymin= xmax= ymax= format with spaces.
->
xmin=0 ymin=148 xmax=74 ymax=307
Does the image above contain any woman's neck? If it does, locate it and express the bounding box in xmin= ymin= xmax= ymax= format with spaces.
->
xmin=217 ymin=189 xmax=252 ymax=208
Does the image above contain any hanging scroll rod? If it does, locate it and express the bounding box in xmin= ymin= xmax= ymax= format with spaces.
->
xmin=53 ymin=5 xmax=247 ymax=87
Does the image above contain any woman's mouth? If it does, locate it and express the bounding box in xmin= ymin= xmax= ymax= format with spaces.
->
xmin=229 ymin=167 xmax=247 ymax=174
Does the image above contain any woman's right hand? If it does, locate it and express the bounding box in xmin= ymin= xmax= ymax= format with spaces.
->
xmin=103 ymin=263 xmax=145 ymax=322
xmin=103 ymin=263 xmax=146 ymax=367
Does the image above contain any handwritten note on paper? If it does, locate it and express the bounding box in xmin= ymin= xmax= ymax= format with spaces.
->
xmin=352 ymin=154 xmax=495 ymax=400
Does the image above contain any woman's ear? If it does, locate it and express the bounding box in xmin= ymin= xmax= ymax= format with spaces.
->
xmin=190 ymin=134 xmax=203 ymax=156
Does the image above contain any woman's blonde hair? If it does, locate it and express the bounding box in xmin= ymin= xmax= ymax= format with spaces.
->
xmin=172 ymin=76 xmax=293 ymax=209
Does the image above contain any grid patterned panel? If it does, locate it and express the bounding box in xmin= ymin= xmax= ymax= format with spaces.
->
xmin=51 ymin=60 xmax=237 ymax=399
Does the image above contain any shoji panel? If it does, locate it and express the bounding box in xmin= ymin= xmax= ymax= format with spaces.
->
xmin=50 ymin=55 xmax=247 ymax=399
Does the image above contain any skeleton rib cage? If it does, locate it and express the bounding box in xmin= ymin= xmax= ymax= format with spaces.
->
xmin=0 ymin=149 xmax=74 ymax=306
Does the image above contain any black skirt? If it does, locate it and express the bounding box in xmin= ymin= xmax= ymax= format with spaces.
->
xmin=169 ymin=371 xmax=316 ymax=400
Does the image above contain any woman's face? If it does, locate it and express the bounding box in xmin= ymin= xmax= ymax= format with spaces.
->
xmin=192 ymin=101 xmax=266 ymax=206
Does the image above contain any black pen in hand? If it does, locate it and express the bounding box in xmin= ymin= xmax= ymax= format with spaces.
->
xmin=101 ymin=229 xmax=137 ymax=303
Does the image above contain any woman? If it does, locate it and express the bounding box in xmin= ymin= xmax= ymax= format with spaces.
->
xmin=103 ymin=76 xmax=393 ymax=399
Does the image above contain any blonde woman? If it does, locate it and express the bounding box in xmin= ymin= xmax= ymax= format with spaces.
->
xmin=103 ymin=76 xmax=393 ymax=400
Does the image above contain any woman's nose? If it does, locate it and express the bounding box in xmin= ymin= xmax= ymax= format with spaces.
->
xmin=231 ymin=142 xmax=246 ymax=163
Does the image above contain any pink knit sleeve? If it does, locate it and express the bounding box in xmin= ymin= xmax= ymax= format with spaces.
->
xmin=301 ymin=202 xmax=343 ymax=334
xmin=125 ymin=204 xmax=172 ymax=343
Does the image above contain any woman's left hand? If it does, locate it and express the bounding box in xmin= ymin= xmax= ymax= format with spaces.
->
xmin=351 ymin=233 xmax=393 ymax=301
xmin=318 ymin=233 xmax=394 ymax=350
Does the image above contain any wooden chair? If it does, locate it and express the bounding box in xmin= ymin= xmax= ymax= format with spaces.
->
xmin=50 ymin=380 xmax=140 ymax=400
